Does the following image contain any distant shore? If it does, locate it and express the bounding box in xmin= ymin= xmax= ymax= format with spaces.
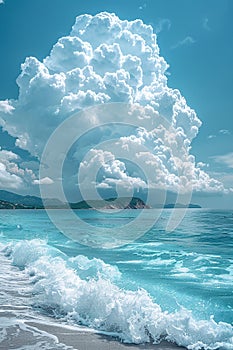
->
xmin=0 ymin=190 xmax=201 ymax=210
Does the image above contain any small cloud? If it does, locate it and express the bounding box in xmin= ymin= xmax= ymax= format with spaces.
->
xmin=171 ymin=36 xmax=195 ymax=49
xmin=219 ymin=129 xmax=231 ymax=135
xmin=33 ymin=177 xmax=54 ymax=185
xmin=197 ymin=162 xmax=209 ymax=168
xmin=139 ymin=3 xmax=146 ymax=10
xmin=203 ymin=17 xmax=210 ymax=31
xmin=211 ymin=152 xmax=233 ymax=169
xmin=155 ymin=19 xmax=171 ymax=34
xmin=208 ymin=130 xmax=231 ymax=139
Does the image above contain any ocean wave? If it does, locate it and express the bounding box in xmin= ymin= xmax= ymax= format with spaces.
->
xmin=2 ymin=239 xmax=233 ymax=350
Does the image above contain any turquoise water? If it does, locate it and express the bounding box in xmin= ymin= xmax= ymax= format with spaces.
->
xmin=0 ymin=209 xmax=233 ymax=349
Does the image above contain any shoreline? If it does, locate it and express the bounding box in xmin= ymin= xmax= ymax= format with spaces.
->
xmin=0 ymin=312 xmax=185 ymax=350
xmin=27 ymin=321 xmax=186 ymax=350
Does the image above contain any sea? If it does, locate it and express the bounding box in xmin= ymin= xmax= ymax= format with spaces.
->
xmin=0 ymin=209 xmax=233 ymax=349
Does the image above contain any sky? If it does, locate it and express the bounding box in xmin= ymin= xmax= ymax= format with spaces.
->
xmin=0 ymin=0 xmax=232 ymax=208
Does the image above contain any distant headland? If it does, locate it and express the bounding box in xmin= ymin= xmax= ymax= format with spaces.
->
xmin=0 ymin=190 xmax=201 ymax=210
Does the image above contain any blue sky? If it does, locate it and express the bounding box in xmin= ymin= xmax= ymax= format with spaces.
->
xmin=0 ymin=0 xmax=232 ymax=207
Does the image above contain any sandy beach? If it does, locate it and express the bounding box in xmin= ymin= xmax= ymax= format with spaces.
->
xmin=0 ymin=312 xmax=184 ymax=350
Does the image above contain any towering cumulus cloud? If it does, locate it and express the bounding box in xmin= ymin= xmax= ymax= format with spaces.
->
xmin=0 ymin=12 xmax=225 ymax=195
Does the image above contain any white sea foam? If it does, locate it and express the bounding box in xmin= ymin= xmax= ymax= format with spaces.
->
xmin=70 ymin=255 xmax=121 ymax=281
xmin=0 ymin=317 xmax=70 ymax=350
xmin=3 ymin=240 xmax=233 ymax=349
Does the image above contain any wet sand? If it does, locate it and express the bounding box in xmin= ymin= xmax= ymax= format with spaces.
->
xmin=0 ymin=312 xmax=185 ymax=350
xmin=27 ymin=321 xmax=185 ymax=350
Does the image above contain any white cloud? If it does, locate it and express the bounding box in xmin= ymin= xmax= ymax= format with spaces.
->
xmin=207 ymin=171 xmax=233 ymax=192
xmin=219 ymin=174 xmax=233 ymax=191
xmin=172 ymin=36 xmax=196 ymax=49
xmin=0 ymin=13 xmax=200 ymax=157
xmin=0 ymin=100 xmax=14 ymax=115
xmin=0 ymin=162 xmax=22 ymax=189
xmin=212 ymin=153 xmax=233 ymax=169
xmin=0 ymin=12 xmax=225 ymax=195
xmin=208 ymin=129 xmax=231 ymax=139
xmin=155 ymin=19 xmax=171 ymax=34
xmin=33 ymin=177 xmax=54 ymax=185
xmin=79 ymin=148 xmax=147 ymax=191
xmin=197 ymin=162 xmax=209 ymax=168
xmin=219 ymin=129 xmax=230 ymax=135
xmin=0 ymin=149 xmax=36 ymax=190
xmin=77 ymin=124 xmax=225 ymax=196
xmin=208 ymin=134 xmax=216 ymax=139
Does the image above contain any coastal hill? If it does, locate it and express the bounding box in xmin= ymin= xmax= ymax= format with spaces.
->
xmin=70 ymin=197 xmax=150 ymax=209
xmin=0 ymin=199 xmax=35 ymax=209
xmin=0 ymin=190 xmax=43 ymax=207
xmin=0 ymin=190 xmax=201 ymax=209
xmin=0 ymin=190 xmax=64 ymax=209
xmin=164 ymin=203 xmax=201 ymax=209
xmin=0 ymin=191 xmax=149 ymax=209
xmin=0 ymin=191 xmax=150 ymax=209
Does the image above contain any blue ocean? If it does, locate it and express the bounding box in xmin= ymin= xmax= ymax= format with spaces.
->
xmin=0 ymin=209 xmax=233 ymax=349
